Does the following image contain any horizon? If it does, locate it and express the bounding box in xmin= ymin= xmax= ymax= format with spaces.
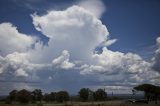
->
xmin=0 ymin=0 xmax=160 ymax=95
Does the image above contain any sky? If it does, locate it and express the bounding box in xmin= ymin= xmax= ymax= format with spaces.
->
xmin=0 ymin=0 xmax=160 ymax=95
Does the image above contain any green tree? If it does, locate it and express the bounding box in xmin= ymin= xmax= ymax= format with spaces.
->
xmin=78 ymin=88 xmax=90 ymax=101
xmin=56 ymin=91 xmax=69 ymax=103
xmin=43 ymin=93 xmax=51 ymax=102
xmin=134 ymin=84 xmax=160 ymax=104
xmin=93 ymin=89 xmax=107 ymax=101
xmin=134 ymin=84 xmax=155 ymax=101
xmin=32 ymin=89 xmax=43 ymax=102
xmin=50 ymin=92 xmax=56 ymax=101
xmin=9 ymin=90 xmax=18 ymax=103
xmin=17 ymin=89 xmax=31 ymax=104
xmin=43 ymin=92 xmax=56 ymax=102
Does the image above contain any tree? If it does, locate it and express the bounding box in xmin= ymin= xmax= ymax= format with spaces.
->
xmin=17 ymin=89 xmax=31 ymax=104
xmin=134 ymin=84 xmax=160 ymax=104
xmin=93 ymin=89 xmax=107 ymax=101
xmin=43 ymin=93 xmax=51 ymax=102
xmin=56 ymin=91 xmax=69 ymax=103
xmin=9 ymin=90 xmax=18 ymax=102
xmin=50 ymin=92 xmax=56 ymax=101
xmin=78 ymin=88 xmax=90 ymax=101
xmin=43 ymin=92 xmax=56 ymax=102
xmin=32 ymin=89 xmax=43 ymax=102
xmin=134 ymin=84 xmax=155 ymax=101
xmin=88 ymin=90 xmax=94 ymax=101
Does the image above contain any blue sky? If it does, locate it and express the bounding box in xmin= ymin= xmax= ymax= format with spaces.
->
xmin=1 ymin=0 xmax=160 ymax=53
xmin=0 ymin=0 xmax=160 ymax=95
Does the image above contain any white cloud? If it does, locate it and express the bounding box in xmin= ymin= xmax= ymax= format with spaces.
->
xmin=80 ymin=47 xmax=160 ymax=85
xmin=77 ymin=0 xmax=106 ymax=18
xmin=0 ymin=52 xmax=30 ymax=76
xmin=30 ymin=5 xmax=109 ymax=64
xmin=13 ymin=83 xmax=35 ymax=91
xmin=0 ymin=50 xmax=74 ymax=77
xmin=48 ymin=76 xmax=52 ymax=80
xmin=0 ymin=22 xmax=36 ymax=56
xmin=15 ymin=68 xmax=28 ymax=77
xmin=0 ymin=3 xmax=160 ymax=94
xmin=0 ymin=51 xmax=44 ymax=77
xmin=52 ymin=50 xmax=75 ymax=70
xmin=100 ymin=39 xmax=118 ymax=47
xmin=152 ymin=37 xmax=160 ymax=72
xmin=6 ymin=52 xmax=29 ymax=64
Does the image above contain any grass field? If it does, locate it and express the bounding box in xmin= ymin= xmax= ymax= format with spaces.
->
xmin=0 ymin=101 xmax=159 ymax=106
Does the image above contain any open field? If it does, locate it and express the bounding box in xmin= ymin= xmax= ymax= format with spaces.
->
xmin=0 ymin=101 xmax=159 ymax=106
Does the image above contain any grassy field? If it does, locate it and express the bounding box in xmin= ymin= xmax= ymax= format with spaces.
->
xmin=0 ymin=101 xmax=159 ymax=106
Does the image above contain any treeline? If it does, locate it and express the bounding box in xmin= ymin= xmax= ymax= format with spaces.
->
xmin=5 ymin=83 xmax=160 ymax=104
xmin=6 ymin=88 xmax=107 ymax=104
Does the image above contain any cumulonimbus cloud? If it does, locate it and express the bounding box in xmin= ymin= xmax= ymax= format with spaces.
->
xmin=0 ymin=0 xmax=160 ymax=94
xmin=77 ymin=0 xmax=106 ymax=18
xmin=30 ymin=5 xmax=109 ymax=64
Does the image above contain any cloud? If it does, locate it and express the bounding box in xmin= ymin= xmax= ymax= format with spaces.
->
xmin=152 ymin=37 xmax=160 ymax=72
xmin=30 ymin=5 xmax=109 ymax=64
xmin=0 ymin=52 xmax=30 ymax=77
xmin=0 ymin=49 xmax=74 ymax=78
xmin=0 ymin=2 xmax=160 ymax=94
xmin=103 ymin=39 xmax=118 ymax=46
xmin=77 ymin=0 xmax=106 ymax=18
xmin=0 ymin=23 xmax=36 ymax=56
xmin=15 ymin=68 xmax=28 ymax=77
xmin=52 ymin=50 xmax=75 ymax=70
xmin=80 ymin=47 xmax=160 ymax=85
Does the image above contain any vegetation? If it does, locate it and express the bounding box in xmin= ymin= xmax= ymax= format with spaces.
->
xmin=9 ymin=90 xmax=17 ymax=103
xmin=78 ymin=88 xmax=90 ymax=101
xmin=93 ymin=89 xmax=107 ymax=101
xmin=56 ymin=91 xmax=69 ymax=102
xmin=7 ymin=88 xmax=107 ymax=104
xmin=134 ymin=83 xmax=160 ymax=104
xmin=31 ymin=89 xmax=43 ymax=103
xmin=1 ymin=83 xmax=159 ymax=105
xmin=43 ymin=92 xmax=56 ymax=102
xmin=17 ymin=89 xmax=31 ymax=103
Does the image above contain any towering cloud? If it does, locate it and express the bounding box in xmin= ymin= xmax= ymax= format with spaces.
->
xmin=77 ymin=0 xmax=106 ymax=18
xmin=30 ymin=5 xmax=109 ymax=64
xmin=152 ymin=37 xmax=160 ymax=72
